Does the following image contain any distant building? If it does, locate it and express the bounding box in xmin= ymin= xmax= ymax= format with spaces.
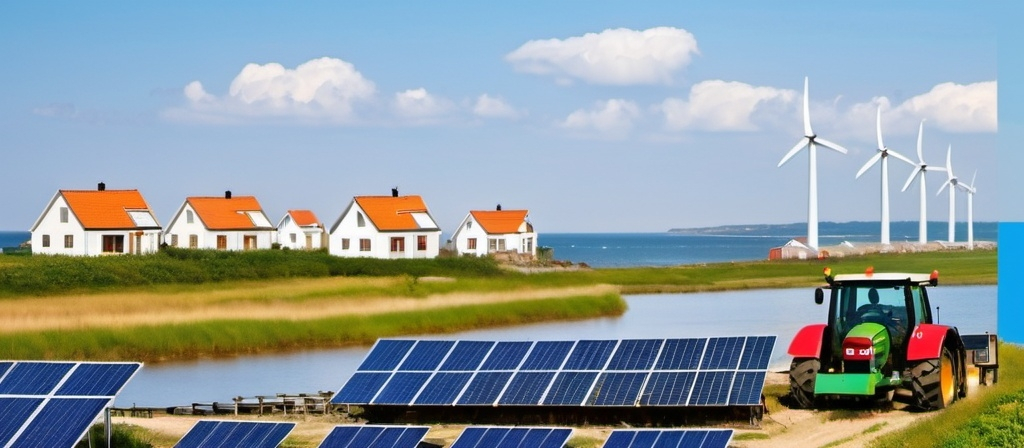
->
xmin=30 ymin=183 xmax=162 ymax=256
xmin=163 ymin=191 xmax=275 ymax=250
xmin=768 ymin=237 xmax=820 ymax=260
xmin=328 ymin=189 xmax=441 ymax=259
xmin=276 ymin=209 xmax=324 ymax=250
xmin=450 ymin=206 xmax=536 ymax=258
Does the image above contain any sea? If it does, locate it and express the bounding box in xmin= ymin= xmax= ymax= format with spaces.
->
xmin=2 ymin=220 xmax=998 ymax=264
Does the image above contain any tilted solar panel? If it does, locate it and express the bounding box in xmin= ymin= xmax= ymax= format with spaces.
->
xmin=601 ymin=429 xmax=734 ymax=448
xmin=174 ymin=420 xmax=295 ymax=448
xmin=440 ymin=341 xmax=495 ymax=371
xmin=480 ymin=341 xmax=532 ymax=370
xmin=450 ymin=426 xmax=572 ymax=448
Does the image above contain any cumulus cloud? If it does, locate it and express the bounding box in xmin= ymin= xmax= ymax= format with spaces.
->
xmin=473 ymin=94 xmax=521 ymax=119
xmin=833 ymin=81 xmax=996 ymax=137
xmin=392 ymin=88 xmax=454 ymax=121
xmin=660 ymin=80 xmax=795 ymax=131
xmin=561 ymin=99 xmax=641 ymax=138
xmin=506 ymin=27 xmax=699 ymax=85
xmin=169 ymin=57 xmax=376 ymax=124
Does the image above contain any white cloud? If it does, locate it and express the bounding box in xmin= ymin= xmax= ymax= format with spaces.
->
xmin=660 ymin=80 xmax=794 ymax=131
xmin=506 ymin=27 xmax=699 ymax=85
xmin=169 ymin=57 xmax=376 ymax=123
xmin=473 ymin=94 xmax=520 ymax=119
xmin=561 ymin=99 xmax=640 ymax=138
xmin=393 ymin=88 xmax=454 ymax=120
xmin=889 ymin=81 xmax=996 ymax=133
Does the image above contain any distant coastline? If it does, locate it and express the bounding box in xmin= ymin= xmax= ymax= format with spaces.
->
xmin=668 ymin=220 xmax=998 ymax=239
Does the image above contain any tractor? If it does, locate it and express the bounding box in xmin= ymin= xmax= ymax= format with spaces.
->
xmin=788 ymin=267 xmax=998 ymax=410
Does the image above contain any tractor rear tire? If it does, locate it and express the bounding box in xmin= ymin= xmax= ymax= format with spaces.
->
xmin=910 ymin=347 xmax=959 ymax=410
xmin=789 ymin=358 xmax=819 ymax=409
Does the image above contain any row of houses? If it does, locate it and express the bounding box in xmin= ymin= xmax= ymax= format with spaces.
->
xmin=30 ymin=183 xmax=537 ymax=259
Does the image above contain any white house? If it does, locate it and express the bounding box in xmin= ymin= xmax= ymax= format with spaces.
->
xmin=450 ymin=207 xmax=536 ymax=257
xmin=163 ymin=191 xmax=275 ymax=251
xmin=276 ymin=209 xmax=324 ymax=250
xmin=328 ymin=191 xmax=441 ymax=259
xmin=29 ymin=183 xmax=162 ymax=256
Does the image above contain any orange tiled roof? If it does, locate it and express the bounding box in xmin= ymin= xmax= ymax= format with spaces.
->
xmin=355 ymin=196 xmax=433 ymax=231
xmin=288 ymin=210 xmax=321 ymax=227
xmin=470 ymin=210 xmax=530 ymax=234
xmin=60 ymin=190 xmax=155 ymax=229
xmin=188 ymin=196 xmax=268 ymax=230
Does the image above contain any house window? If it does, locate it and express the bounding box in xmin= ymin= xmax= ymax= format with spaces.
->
xmin=186 ymin=210 xmax=194 ymax=224
xmin=359 ymin=238 xmax=371 ymax=252
xmin=60 ymin=207 xmax=69 ymax=223
xmin=170 ymin=234 xmax=178 ymax=247
xmin=42 ymin=235 xmax=50 ymax=247
xmin=523 ymin=237 xmax=534 ymax=253
xmin=290 ymin=233 xmax=297 ymax=243
xmin=357 ymin=212 xmax=365 ymax=227
xmin=216 ymin=235 xmax=227 ymax=250
xmin=64 ymin=235 xmax=73 ymax=248
xmin=341 ymin=238 xmax=350 ymax=250
xmin=102 ymin=235 xmax=124 ymax=253
xmin=488 ymin=238 xmax=505 ymax=252
xmin=467 ymin=238 xmax=477 ymax=250
xmin=466 ymin=221 xmax=472 ymax=229
xmin=244 ymin=235 xmax=257 ymax=250
xmin=417 ymin=235 xmax=427 ymax=251
xmin=390 ymin=237 xmax=405 ymax=252
xmin=189 ymin=234 xmax=198 ymax=248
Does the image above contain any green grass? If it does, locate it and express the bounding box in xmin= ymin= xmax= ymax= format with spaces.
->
xmin=77 ymin=424 xmax=159 ymax=448
xmin=0 ymin=293 xmax=626 ymax=362
xmin=566 ymin=436 xmax=604 ymax=448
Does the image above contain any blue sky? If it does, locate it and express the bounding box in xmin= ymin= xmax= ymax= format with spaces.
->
xmin=0 ymin=2 xmax=1003 ymax=233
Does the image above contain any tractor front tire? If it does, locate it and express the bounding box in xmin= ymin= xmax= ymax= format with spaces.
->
xmin=789 ymin=358 xmax=819 ymax=409
xmin=910 ymin=347 xmax=959 ymax=410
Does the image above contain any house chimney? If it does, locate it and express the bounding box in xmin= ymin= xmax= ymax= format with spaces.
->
xmin=225 ymin=190 xmax=232 ymax=199
xmin=496 ymin=204 xmax=502 ymax=211
xmin=391 ymin=187 xmax=399 ymax=197
xmin=98 ymin=182 xmax=105 ymax=191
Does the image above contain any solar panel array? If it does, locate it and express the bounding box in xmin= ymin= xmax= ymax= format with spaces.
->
xmin=602 ymin=429 xmax=733 ymax=448
xmin=332 ymin=337 xmax=775 ymax=408
xmin=450 ymin=426 xmax=572 ymax=448
xmin=0 ymin=361 xmax=141 ymax=448
xmin=318 ymin=425 xmax=429 ymax=448
xmin=175 ymin=421 xmax=296 ymax=448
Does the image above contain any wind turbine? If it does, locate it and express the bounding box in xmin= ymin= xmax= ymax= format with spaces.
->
xmin=901 ymin=120 xmax=945 ymax=244
xmin=855 ymin=107 xmax=915 ymax=245
xmin=957 ymin=171 xmax=978 ymax=249
xmin=778 ymin=77 xmax=849 ymax=251
xmin=937 ymin=145 xmax=962 ymax=244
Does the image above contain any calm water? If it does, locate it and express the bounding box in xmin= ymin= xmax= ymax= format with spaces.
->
xmin=116 ymin=285 xmax=996 ymax=407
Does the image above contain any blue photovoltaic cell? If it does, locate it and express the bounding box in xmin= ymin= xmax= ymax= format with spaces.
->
xmin=563 ymin=340 xmax=617 ymax=370
xmin=457 ymin=372 xmax=513 ymax=405
xmin=601 ymin=430 xmax=733 ymax=448
xmin=332 ymin=372 xmax=392 ymax=404
xmin=475 ymin=428 xmax=511 ymax=447
xmin=606 ymin=339 xmax=663 ymax=371
xmin=499 ymin=372 xmax=555 ymax=405
xmin=651 ymin=431 xmax=684 ymax=448
xmin=628 ymin=431 xmax=661 ymax=448
xmin=480 ymin=342 xmax=532 ymax=370
xmin=589 ymin=372 xmax=648 ymax=406
xmin=729 ymin=371 xmax=766 ymax=406
xmin=0 ymin=398 xmax=42 ymax=445
xmin=345 ymin=426 xmax=386 ymax=447
xmin=655 ymin=339 xmax=706 ymax=370
xmin=641 ymin=372 xmax=696 ymax=406
xmin=12 ymin=398 xmax=108 ymax=448
xmin=543 ymin=372 xmax=598 ymax=405
xmin=358 ymin=340 xmax=416 ymax=371
xmin=700 ymin=337 xmax=744 ymax=370
xmin=373 ymin=372 xmax=431 ymax=405
xmin=0 ymin=362 xmax=12 ymax=379
xmin=496 ymin=427 xmax=530 ymax=447
xmin=399 ymin=340 xmax=455 ymax=371
xmin=603 ymin=431 xmax=635 ymax=448
xmin=393 ymin=427 xmax=431 ymax=447
xmin=439 ymin=341 xmax=495 ymax=371
xmin=520 ymin=341 xmax=573 ymax=370
xmin=452 ymin=427 xmax=572 ymax=448
xmin=318 ymin=426 xmax=360 ymax=448
xmin=450 ymin=427 xmax=487 ymax=448
xmin=414 ymin=372 xmax=472 ymax=405
xmin=0 ymin=362 xmax=75 ymax=395
xmin=174 ymin=421 xmax=295 ymax=448
xmin=695 ymin=429 xmax=732 ymax=448
xmin=540 ymin=428 xmax=573 ymax=448
xmin=57 ymin=363 xmax=141 ymax=396
xmin=738 ymin=336 xmax=776 ymax=370
xmin=688 ymin=371 xmax=734 ymax=406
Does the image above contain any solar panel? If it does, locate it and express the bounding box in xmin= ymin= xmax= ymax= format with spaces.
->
xmin=174 ymin=420 xmax=295 ymax=448
xmin=601 ymin=429 xmax=734 ymax=448
xmin=332 ymin=336 xmax=775 ymax=409
xmin=0 ymin=361 xmax=141 ymax=448
xmin=450 ymin=426 xmax=572 ymax=448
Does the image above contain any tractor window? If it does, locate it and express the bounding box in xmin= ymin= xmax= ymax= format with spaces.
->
xmin=910 ymin=285 xmax=930 ymax=324
xmin=834 ymin=285 xmax=910 ymax=342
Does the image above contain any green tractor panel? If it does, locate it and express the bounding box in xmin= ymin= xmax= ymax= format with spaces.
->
xmin=787 ymin=268 xmax=997 ymax=411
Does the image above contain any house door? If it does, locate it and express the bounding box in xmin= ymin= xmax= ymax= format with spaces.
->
xmin=244 ymin=235 xmax=257 ymax=250
xmin=305 ymin=234 xmax=313 ymax=250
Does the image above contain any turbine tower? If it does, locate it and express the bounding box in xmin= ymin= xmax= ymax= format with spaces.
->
xmin=855 ymin=107 xmax=915 ymax=245
xmin=937 ymin=145 xmax=962 ymax=244
xmin=778 ymin=77 xmax=849 ymax=251
xmin=901 ymin=120 xmax=945 ymax=244
xmin=957 ymin=171 xmax=978 ymax=250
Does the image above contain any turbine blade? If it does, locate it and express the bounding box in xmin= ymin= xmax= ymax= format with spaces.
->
xmin=802 ymin=77 xmax=813 ymax=137
xmin=856 ymin=152 xmax=882 ymax=179
xmin=970 ymin=170 xmax=977 ymax=188
xmin=814 ymin=137 xmax=848 ymax=154
xmin=876 ymin=107 xmax=884 ymax=150
xmin=958 ymin=183 xmax=976 ymax=194
xmin=937 ymin=180 xmax=950 ymax=195
xmin=916 ymin=120 xmax=925 ymax=162
xmin=902 ymin=167 xmax=921 ymax=192
xmin=888 ymin=149 xmax=915 ymax=166
xmin=779 ymin=137 xmax=809 ymax=167
xmin=945 ymin=144 xmax=954 ymax=179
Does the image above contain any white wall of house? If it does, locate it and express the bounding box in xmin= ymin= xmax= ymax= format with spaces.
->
xmin=329 ymin=204 xmax=440 ymax=259
xmin=451 ymin=215 xmax=537 ymax=257
xmin=31 ymin=195 xmax=162 ymax=256
xmin=276 ymin=216 xmax=323 ymax=250
xmin=164 ymin=203 xmax=275 ymax=251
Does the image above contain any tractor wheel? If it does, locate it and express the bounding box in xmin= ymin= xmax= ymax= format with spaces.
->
xmin=910 ymin=347 xmax=959 ymax=410
xmin=789 ymin=358 xmax=819 ymax=409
